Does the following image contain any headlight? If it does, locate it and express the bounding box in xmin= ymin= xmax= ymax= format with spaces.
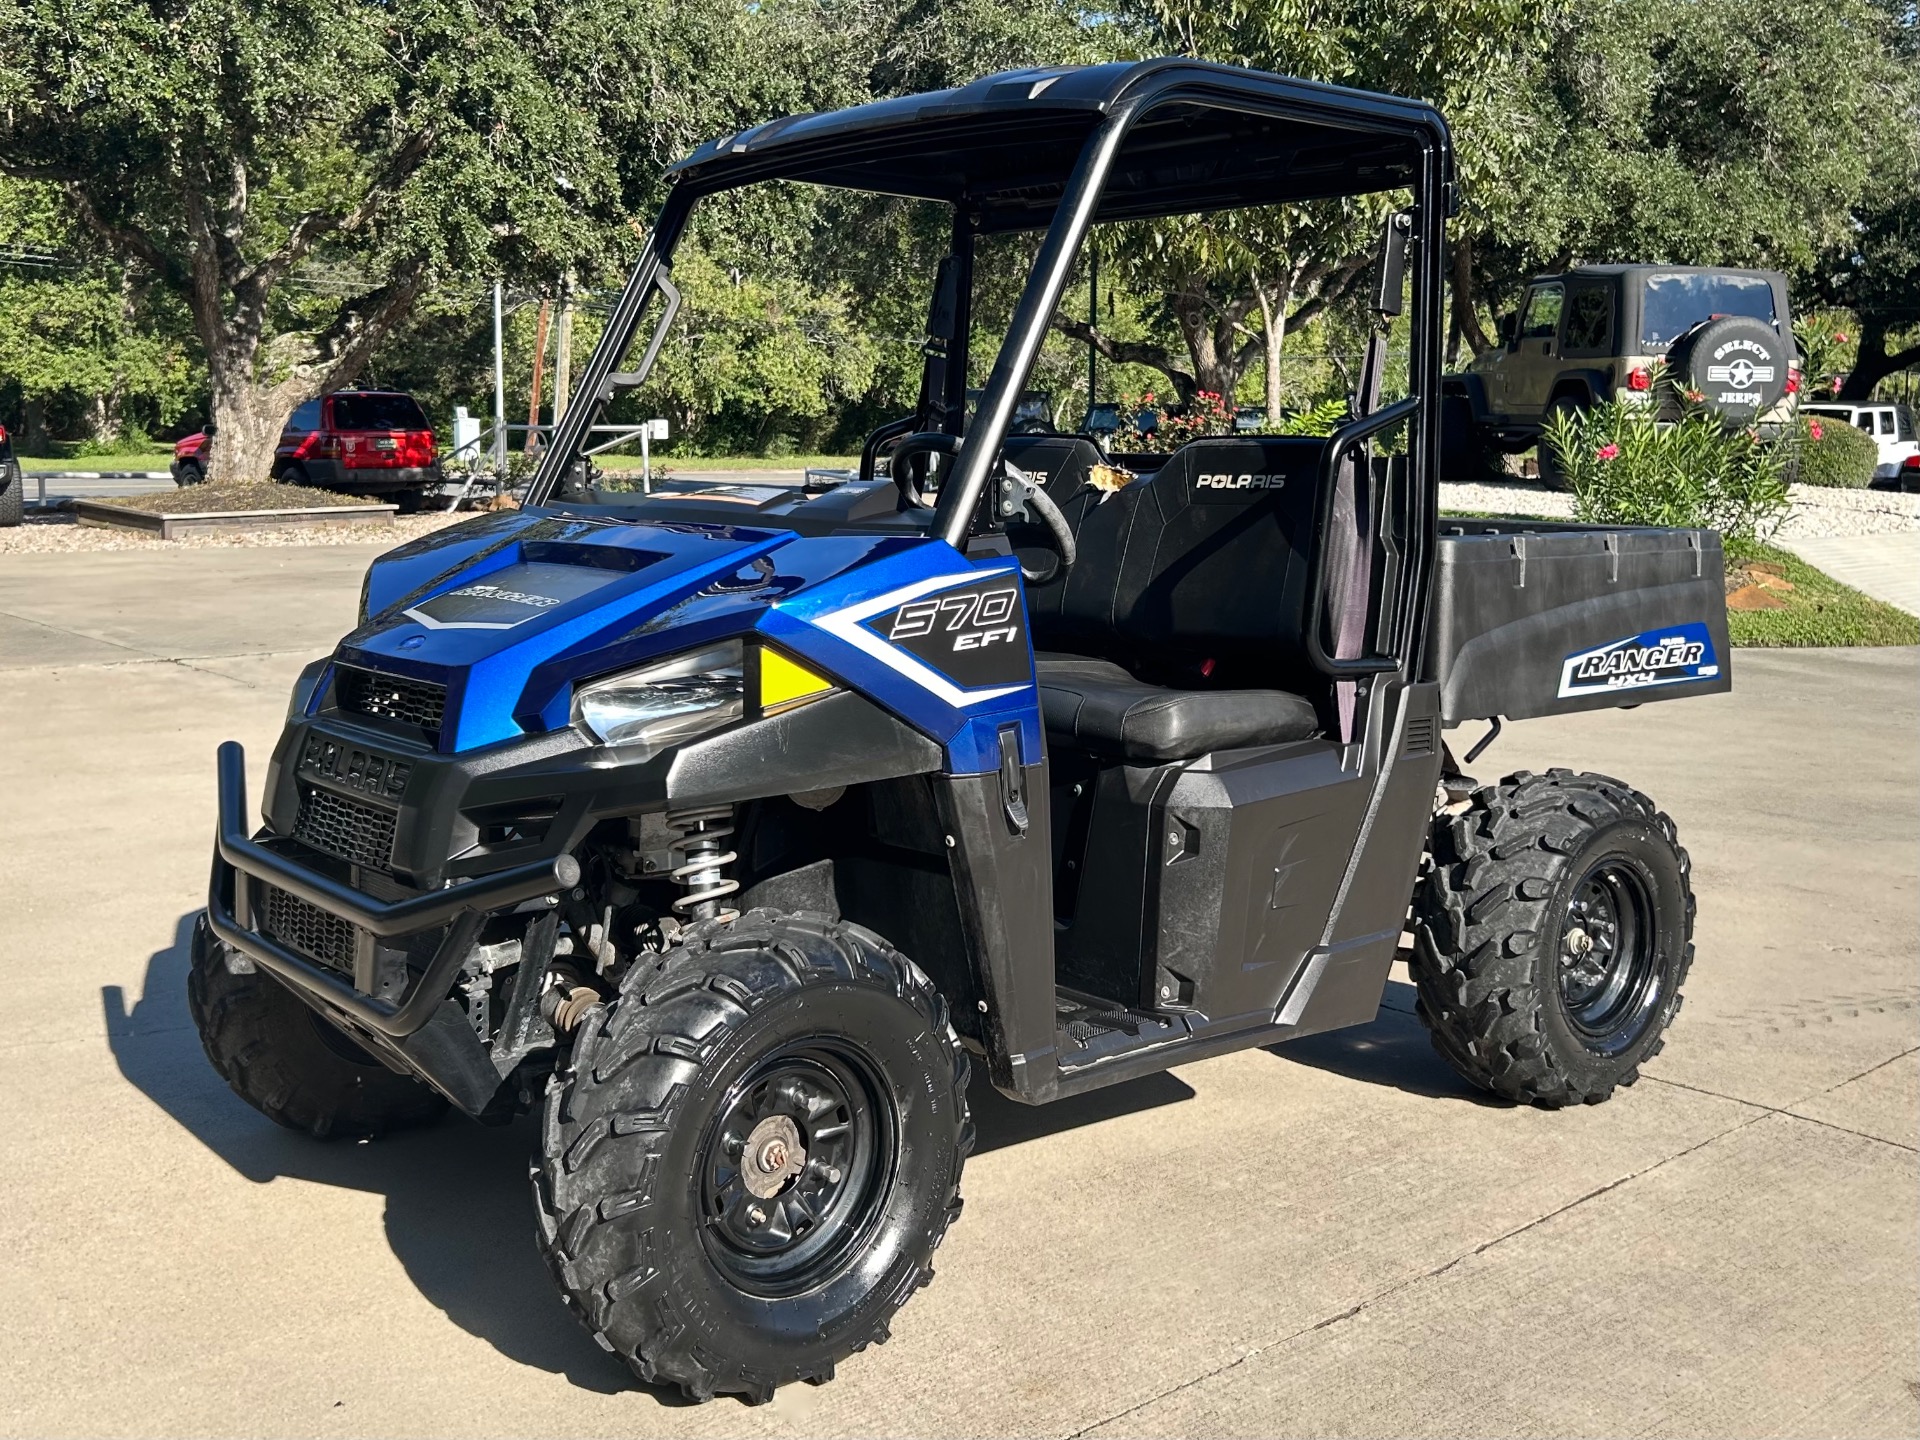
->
xmin=572 ymin=641 xmax=744 ymax=757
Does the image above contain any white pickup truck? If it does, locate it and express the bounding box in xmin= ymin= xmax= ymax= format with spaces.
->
xmin=1801 ymin=402 xmax=1920 ymax=486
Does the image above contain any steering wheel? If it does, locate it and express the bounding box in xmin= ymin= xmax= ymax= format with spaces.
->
xmin=886 ymin=431 xmax=961 ymax=509
xmin=1000 ymin=463 xmax=1078 ymax=583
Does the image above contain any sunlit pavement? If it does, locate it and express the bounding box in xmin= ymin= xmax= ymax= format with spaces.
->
xmin=2 ymin=544 xmax=1913 ymax=1438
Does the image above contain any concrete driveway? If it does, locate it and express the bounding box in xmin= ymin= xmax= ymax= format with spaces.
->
xmin=2 ymin=545 xmax=1914 ymax=1438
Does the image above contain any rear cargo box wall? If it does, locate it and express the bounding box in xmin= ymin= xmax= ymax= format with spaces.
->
xmin=1426 ymin=525 xmax=1732 ymax=724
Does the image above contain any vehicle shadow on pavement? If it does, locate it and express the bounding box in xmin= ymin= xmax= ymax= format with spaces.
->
xmin=103 ymin=913 xmax=638 ymax=1397
xmin=1270 ymin=981 xmax=1501 ymax=1105
xmin=101 ymin=912 xmax=1205 ymax=1395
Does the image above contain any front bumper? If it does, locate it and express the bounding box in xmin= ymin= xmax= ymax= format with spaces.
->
xmin=207 ymin=740 xmax=577 ymax=1041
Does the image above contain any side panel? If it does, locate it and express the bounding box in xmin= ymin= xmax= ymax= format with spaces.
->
xmin=933 ymin=765 xmax=1059 ymax=1100
xmin=1150 ymin=741 xmax=1369 ymax=1025
xmin=1427 ymin=523 xmax=1732 ymax=723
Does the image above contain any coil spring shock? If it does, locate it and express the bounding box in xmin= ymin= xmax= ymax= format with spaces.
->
xmin=665 ymin=804 xmax=740 ymax=922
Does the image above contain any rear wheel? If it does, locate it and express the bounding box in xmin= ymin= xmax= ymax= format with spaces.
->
xmin=0 ymin=466 xmax=22 ymax=527
xmin=186 ymin=914 xmax=448 ymax=1137
xmin=534 ymin=909 xmax=972 ymax=1402
xmin=1410 ymin=770 xmax=1694 ymax=1107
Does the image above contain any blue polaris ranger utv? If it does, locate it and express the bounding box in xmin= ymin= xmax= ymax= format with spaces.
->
xmin=193 ymin=61 xmax=1729 ymax=1403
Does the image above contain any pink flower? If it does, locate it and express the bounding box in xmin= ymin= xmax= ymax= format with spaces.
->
xmin=1684 ymin=387 xmax=1705 ymax=403
xmin=1808 ymin=419 xmax=1824 ymax=441
xmin=1596 ymin=443 xmax=1621 ymax=461
xmin=1833 ymin=332 xmax=1848 ymax=344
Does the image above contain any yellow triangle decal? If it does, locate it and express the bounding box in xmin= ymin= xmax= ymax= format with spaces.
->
xmin=760 ymin=647 xmax=835 ymax=712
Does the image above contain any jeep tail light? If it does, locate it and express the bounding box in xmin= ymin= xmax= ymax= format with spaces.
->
xmin=1627 ymin=368 xmax=1652 ymax=392
xmin=1786 ymin=368 xmax=1801 ymax=395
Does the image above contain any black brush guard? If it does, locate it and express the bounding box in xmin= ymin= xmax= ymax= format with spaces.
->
xmin=205 ymin=741 xmax=579 ymax=1041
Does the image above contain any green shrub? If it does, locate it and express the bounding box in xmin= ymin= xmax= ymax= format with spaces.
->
xmin=1794 ymin=412 xmax=1877 ymax=488
xmin=71 ymin=427 xmax=155 ymax=457
xmin=1543 ymin=397 xmax=1790 ymax=543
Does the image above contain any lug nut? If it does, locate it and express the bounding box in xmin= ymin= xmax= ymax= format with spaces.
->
xmin=746 ymin=1204 xmax=766 ymax=1226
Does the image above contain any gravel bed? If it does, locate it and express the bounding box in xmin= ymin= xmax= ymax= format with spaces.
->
xmin=1437 ymin=479 xmax=1920 ymax=539
xmin=1772 ymin=485 xmax=1920 ymax=538
xmin=0 ymin=511 xmax=468 ymax=555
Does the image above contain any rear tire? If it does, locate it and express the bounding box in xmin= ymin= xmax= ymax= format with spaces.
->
xmin=0 ymin=466 xmax=22 ymax=527
xmin=534 ymin=909 xmax=972 ymax=1403
xmin=1410 ymin=770 xmax=1694 ymax=1107
xmin=186 ymin=913 xmax=449 ymax=1137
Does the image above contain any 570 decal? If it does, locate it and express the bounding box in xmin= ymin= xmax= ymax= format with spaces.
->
xmin=887 ymin=585 xmax=1020 ymax=652
xmin=859 ymin=574 xmax=1032 ymax=692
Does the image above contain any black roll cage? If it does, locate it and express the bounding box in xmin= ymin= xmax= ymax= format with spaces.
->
xmin=525 ymin=59 xmax=1453 ymax=680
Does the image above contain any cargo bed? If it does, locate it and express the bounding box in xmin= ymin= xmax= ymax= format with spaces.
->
xmin=1426 ymin=519 xmax=1732 ymax=725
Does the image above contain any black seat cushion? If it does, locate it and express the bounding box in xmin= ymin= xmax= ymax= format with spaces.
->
xmin=1036 ymin=654 xmax=1319 ymax=762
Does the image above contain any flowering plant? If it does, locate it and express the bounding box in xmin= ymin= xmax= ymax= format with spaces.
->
xmin=1543 ymin=367 xmax=1790 ymax=542
xmin=1113 ymin=389 xmax=1234 ymax=453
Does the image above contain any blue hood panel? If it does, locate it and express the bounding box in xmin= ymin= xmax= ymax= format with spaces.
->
xmin=328 ymin=509 xmax=1041 ymax=773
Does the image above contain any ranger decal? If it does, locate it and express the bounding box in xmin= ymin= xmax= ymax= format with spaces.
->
xmin=1558 ymin=622 xmax=1719 ymax=699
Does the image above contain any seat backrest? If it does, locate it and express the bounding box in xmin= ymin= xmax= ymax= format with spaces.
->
xmin=1028 ymin=436 xmax=1328 ymax=690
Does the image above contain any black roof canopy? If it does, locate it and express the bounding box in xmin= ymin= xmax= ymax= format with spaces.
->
xmin=668 ymin=60 xmax=1450 ymax=230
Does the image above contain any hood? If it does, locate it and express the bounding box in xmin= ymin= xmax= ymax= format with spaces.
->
xmin=333 ymin=509 xmax=897 ymax=750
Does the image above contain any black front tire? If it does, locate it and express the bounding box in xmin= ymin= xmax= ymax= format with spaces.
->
xmin=186 ymin=913 xmax=449 ymax=1137
xmin=1410 ymin=770 xmax=1694 ymax=1107
xmin=534 ymin=909 xmax=972 ymax=1403
xmin=0 ymin=467 xmax=22 ymax=527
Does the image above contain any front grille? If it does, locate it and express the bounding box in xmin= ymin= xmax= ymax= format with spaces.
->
xmin=257 ymin=884 xmax=358 ymax=972
xmin=294 ymin=787 xmax=397 ymax=871
xmin=334 ymin=665 xmax=446 ymax=739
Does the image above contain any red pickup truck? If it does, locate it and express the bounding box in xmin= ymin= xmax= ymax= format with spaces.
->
xmin=173 ymin=390 xmax=441 ymax=501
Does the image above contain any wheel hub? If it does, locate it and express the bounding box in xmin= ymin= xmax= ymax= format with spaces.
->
xmin=699 ymin=1045 xmax=894 ymax=1297
xmin=1557 ymin=859 xmax=1662 ymax=1054
xmin=742 ymin=1114 xmax=806 ymax=1200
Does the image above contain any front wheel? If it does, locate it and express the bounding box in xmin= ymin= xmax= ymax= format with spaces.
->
xmin=1410 ymin=770 xmax=1694 ymax=1107
xmin=533 ymin=909 xmax=972 ymax=1403
xmin=186 ymin=914 xmax=449 ymax=1137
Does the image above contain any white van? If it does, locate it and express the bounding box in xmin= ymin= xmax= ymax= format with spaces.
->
xmin=1801 ymin=403 xmax=1919 ymax=483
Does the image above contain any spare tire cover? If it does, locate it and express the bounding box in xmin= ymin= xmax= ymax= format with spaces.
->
xmin=1669 ymin=315 xmax=1791 ymax=422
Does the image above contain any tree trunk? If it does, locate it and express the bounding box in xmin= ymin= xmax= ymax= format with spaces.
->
xmin=1838 ymin=318 xmax=1920 ymax=402
xmin=1252 ymin=269 xmax=1293 ymax=422
xmin=202 ymin=334 xmax=288 ymax=484
xmin=1168 ymin=284 xmax=1255 ymax=403
xmin=22 ymin=396 xmax=48 ymax=454
xmin=1450 ymin=237 xmax=1492 ymax=359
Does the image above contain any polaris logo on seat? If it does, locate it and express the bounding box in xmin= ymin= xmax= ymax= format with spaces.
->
xmin=1196 ymin=473 xmax=1285 ymax=491
xmin=1558 ymin=622 xmax=1719 ymax=699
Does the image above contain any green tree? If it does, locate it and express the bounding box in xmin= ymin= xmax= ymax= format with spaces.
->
xmin=0 ymin=178 xmax=199 ymax=448
xmin=0 ymin=0 xmax=780 ymax=481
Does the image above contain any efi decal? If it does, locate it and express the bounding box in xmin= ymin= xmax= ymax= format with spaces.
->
xmin=1558 ymin=622 xmax=1719 ymax=699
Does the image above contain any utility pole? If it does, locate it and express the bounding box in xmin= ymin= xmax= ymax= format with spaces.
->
xmin=1087 ymin=248 xmax=1099 ymax=412
xmin=491 ymin=281 xmax=506 ymax=473
xmin=552 ymin=271 xmax=575 ymax=424
xmin=526 ymin=295 xmax=552 ymax=455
